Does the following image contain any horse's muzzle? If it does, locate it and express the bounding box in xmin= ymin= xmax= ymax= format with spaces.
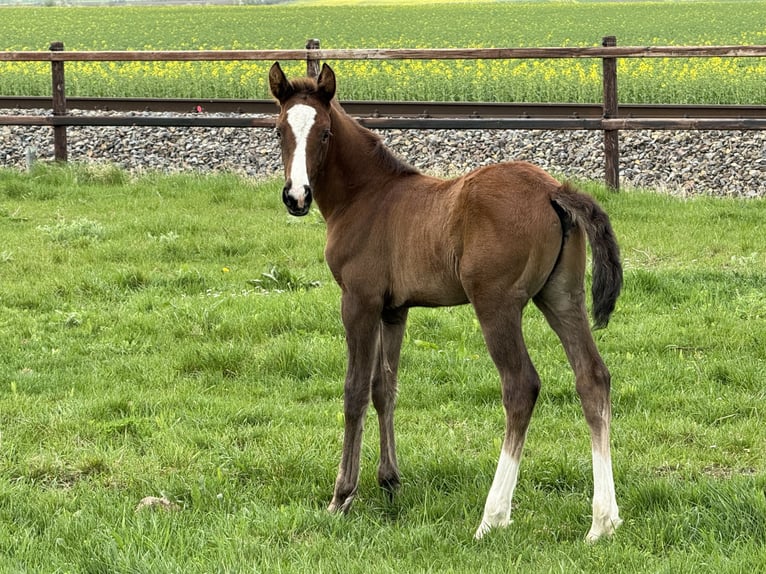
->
xmin=282 ymin=182 xmax=313 ymax=216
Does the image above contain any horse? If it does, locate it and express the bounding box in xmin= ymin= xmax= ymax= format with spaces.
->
xmin=268 ymin=61 xmax=623 ymax=542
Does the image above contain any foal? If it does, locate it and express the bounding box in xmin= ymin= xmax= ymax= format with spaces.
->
xmin=269 ymin=62 xmax=623 ymax=541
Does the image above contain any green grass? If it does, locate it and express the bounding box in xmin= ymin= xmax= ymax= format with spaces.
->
xmin=0 ymin=164 xmax=764 ymax=571
xmin=0 ymin=1 xmax=765 ymax=103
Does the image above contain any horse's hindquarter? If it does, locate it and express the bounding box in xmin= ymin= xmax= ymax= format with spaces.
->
xmin=451 ymin=163 xmax=566 ymax=302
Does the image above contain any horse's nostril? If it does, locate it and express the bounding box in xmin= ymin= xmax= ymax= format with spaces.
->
xmin=282 ymin=183 xmax=312 ymax=216
xmin=282 ymin=184 xmax=296 ymax=208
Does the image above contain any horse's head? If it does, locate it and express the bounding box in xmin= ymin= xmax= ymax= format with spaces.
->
xmin=269 ymin=62 xmax=336 ymax=216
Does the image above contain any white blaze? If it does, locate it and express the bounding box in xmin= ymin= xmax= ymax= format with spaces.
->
xmin=285 ymin=104 xmax=317 ymax=207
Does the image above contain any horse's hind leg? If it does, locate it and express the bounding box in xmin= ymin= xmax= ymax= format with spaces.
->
xmin=533 ymin=232 xmax=622 ymax=541
xmin=371 ymin=307 xmax=409 ymax=495
xmin=471 ymin=298 xmax=541 ymax=540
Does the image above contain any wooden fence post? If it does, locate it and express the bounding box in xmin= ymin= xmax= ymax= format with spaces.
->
xmin=602 ymin=36 xmax=619 ymax=191
xmin=306 ymin=38 xmax=321 ymax=79
xmin=50 ymin=41 xmax=68 ymax=162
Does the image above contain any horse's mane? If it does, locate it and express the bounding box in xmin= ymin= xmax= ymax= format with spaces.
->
xmin=333 ymin=99 xmax=420 ymax=175
xmin=350 ymin=117 xmax=421 ymax=177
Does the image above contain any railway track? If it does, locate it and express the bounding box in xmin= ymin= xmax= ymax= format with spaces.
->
xmin=3 ymin=96 xmax=766 ymax=117
xmin=0 ymin=97 xmax=766 ymax=193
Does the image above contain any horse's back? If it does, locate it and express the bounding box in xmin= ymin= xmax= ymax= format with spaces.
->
xmin=450 ymin=160 xmax=565 ymax=240
xmin=456 ymin=161 xmax=562 ymax=201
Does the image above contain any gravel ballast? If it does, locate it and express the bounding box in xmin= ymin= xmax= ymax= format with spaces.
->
xmin=2 ymin=109 xmax=765 ymax=197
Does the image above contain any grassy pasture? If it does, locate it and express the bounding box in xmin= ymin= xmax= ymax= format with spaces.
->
xmin=0 ymin=1 xmax=765 ymax=103
xmin=0 ymin=164 xmax=764 ymax=572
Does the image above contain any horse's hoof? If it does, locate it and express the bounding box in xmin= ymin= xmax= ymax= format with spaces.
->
xmin=474 ymin=518 xmax=512 ymax=540
xmin=378 ymin=474 xmax=401 ymax=499
xmin=474 ymin=521 xmax=492 ymax=540
xmin=328 ymin=490 xmax=356 ymax=514
xmin=585 ymin=515 xmax=623 ymax=543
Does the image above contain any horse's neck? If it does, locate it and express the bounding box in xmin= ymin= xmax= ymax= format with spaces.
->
xmin=330 ymin=105 xmax=387 ymax=181
xmin=315 ymin=104 xmax=415 ymax=220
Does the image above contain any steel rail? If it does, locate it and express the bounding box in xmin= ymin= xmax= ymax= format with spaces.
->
xmin=2 ymin=97 xmax=765 ymax=124
xmin=3 ymin=114 xmax=766 ymax=131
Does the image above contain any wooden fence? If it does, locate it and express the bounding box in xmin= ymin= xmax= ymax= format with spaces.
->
xmin=1 ymin=38 xmax=765 ymax=190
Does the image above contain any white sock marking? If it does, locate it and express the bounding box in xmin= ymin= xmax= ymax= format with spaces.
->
xmin=475 ymin=448 xmax=520 ymax=539
xmin=285 ymin=104 xmax=317 ymax=208
xmin=587 ymin=447 xmax=622 ymax=542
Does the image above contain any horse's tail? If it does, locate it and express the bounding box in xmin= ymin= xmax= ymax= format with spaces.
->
xmin=551 ymin=182 xmax=623 ymax=329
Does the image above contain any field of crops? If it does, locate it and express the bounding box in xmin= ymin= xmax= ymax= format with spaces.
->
xmin=1 ymin=1 xmax=765 ymax=103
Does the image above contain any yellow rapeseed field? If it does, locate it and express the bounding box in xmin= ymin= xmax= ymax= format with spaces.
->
xmin=1 ymin=3 xmax=764 ymax=104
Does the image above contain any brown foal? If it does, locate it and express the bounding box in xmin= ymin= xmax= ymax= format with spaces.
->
xmin=269 ymin=62 xmax=623 ymax=541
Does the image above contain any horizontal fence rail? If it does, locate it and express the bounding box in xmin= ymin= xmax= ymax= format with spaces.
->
xmin=2 ymin=45 xmax=766 ymax=62
xmin=1 ymin=38 xmax=765 ymax=190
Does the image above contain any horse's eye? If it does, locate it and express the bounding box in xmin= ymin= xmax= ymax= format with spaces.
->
xmin=274 ymin=129 xmax=282 ymax=140
xmin=322 ymin=130 xmax=332 ymax=143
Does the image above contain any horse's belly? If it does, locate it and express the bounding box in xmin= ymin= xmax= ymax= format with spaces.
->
xmin=391 ymin=273 xmax=469 ymax=309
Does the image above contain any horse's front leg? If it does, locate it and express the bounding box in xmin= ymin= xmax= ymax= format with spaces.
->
xmin=328 ymin=291 xmax=382 ymax=514
xmin=372 ymin=307 xmax=409 ymax=495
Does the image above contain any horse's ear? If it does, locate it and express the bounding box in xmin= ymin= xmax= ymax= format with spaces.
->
xmin=317 ymin=64 xmax=336 ymax=103
xmin=269 ymin=62 xmax=293 ymax=103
